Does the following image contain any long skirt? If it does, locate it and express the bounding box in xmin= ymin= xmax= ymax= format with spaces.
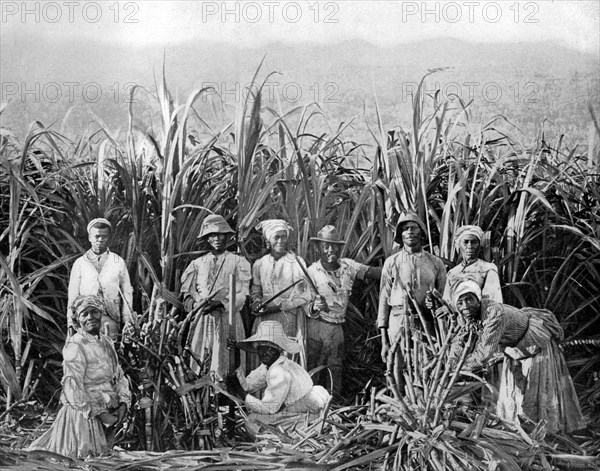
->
xmin=27 ymin=405 xmax=108 ymax=459
xmin=497 ymin=309 xmax=586 ymax=433
xmin=188 ymin=308 xmax=245 ymax=380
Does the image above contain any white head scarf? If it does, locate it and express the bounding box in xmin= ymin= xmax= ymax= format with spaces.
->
xmin=255 ymin=219 xmax=293 ymax=243
xmin=452 ymin=280 xmax=482 ymax=307
xmin=454 ymin=225 xmax=484 ymax=249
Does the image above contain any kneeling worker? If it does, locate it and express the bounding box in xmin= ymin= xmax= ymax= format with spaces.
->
xmin=227 ymin=321 xmax=330 ymax=423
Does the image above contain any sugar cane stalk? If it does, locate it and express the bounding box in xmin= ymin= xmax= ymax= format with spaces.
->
xmin=421 ymin=323 xmax=460 ymax=428
xmin=396 ymin=275 xmax=436 ymax=353
xmin=433 ymin=330 xmax=475 ymax=425
xmin=385 ymin=333 xmax=402 ymax=399
xmin=228 ymin=273 xmax=236 ymax=374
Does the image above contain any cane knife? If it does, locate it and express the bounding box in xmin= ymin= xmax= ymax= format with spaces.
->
xmin=256 ymin=280 xmax=301 ymax=312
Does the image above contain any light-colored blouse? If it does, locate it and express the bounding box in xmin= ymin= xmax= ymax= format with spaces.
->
xmin=250 ymin=253 xmax=311 ymax=313
xmin=443 ymin=259 xmax=502 ymax=305
xmin=61 ymin=331 xmax=131 ymax=419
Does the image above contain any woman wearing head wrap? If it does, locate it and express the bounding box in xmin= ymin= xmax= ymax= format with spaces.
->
xmin=227 ymin=321 xmax=330 ymax=424
xmin=442 ymin=225 xmax=502 ymax=307
xmin=28 ymin=296 xmax=131 ymax=458
xmin=250 ymin=219 xmax=311 ymax=339
xmin=449 ymin=281 xmax=585 ymax=433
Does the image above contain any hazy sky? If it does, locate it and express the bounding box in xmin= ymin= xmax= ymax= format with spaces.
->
xmin=1 ymin=1 xmax=598 ymax=52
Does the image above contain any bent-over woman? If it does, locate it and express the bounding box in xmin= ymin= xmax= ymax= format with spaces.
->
xmin=449 ymin=280 xmax=585 ymax=433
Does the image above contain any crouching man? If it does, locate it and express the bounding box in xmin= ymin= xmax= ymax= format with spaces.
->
xmin=226 ymin=321 xmax=330 ymax=425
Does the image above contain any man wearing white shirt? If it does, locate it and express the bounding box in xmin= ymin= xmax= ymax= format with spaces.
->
xmin=67 ymin=218 xmax=134 ymax=341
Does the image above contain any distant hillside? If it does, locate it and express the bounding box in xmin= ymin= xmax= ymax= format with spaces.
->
xmin=1 ymin=34 xmax=598 ymax=144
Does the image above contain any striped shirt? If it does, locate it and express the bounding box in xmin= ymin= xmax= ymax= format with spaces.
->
xmin=457 ymin=302 xmax=530 ymax=370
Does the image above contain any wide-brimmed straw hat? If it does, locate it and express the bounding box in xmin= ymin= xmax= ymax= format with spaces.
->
xmin=198 ymin=215 xmax=235 ymax=239
xmin=311 ymin=225 xmax=344 ymax=245
xmin=238 ymin=321 xmax=300 ymax=354
xmin=394 ymin=211 xmax=427 ymax=243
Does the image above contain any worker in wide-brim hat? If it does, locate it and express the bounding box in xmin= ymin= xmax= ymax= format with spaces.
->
xmin=378 ymin=210 xmax=446 ymax=392
xmin=67 ymin=218 xmax=134 ymax=340
xmin=226 ymin=321 xmax=330 ymax=420
xmin=180 ymin=214 xmax=251 ymax=380
xmin=306 ymin=225 xmax=381 ymax=396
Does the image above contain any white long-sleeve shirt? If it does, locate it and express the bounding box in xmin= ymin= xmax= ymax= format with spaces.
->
xmin=238 ymin=356 xmax=316 ymax=415
xmin=61 ymin=331 xmax=131 ymax=419
xmin=67 ymin=250 xmax=133 ymax=328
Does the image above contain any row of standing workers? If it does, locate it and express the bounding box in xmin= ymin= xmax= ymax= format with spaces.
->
xmin=28 ymin=211 xmax=586 ymax=458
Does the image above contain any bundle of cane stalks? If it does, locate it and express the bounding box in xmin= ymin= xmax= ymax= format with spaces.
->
xmin=107 ymin=292 xmax=600 ymax=469
xmin=116 ymin=299 xmax=233 ymax=452
xmin=226 ymin=301 xmax=596 ymax=471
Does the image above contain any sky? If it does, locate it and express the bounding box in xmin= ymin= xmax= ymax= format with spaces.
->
xmin=1 ymin=0 xmax=598 ymax=52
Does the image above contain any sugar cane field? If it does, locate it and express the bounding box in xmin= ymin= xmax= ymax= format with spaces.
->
xmin=1 ymin=63 xmax=600 ymax=471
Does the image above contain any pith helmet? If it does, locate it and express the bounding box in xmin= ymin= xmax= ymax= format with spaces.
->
xmin=394 ymin=211 xmax=427 ymax=243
